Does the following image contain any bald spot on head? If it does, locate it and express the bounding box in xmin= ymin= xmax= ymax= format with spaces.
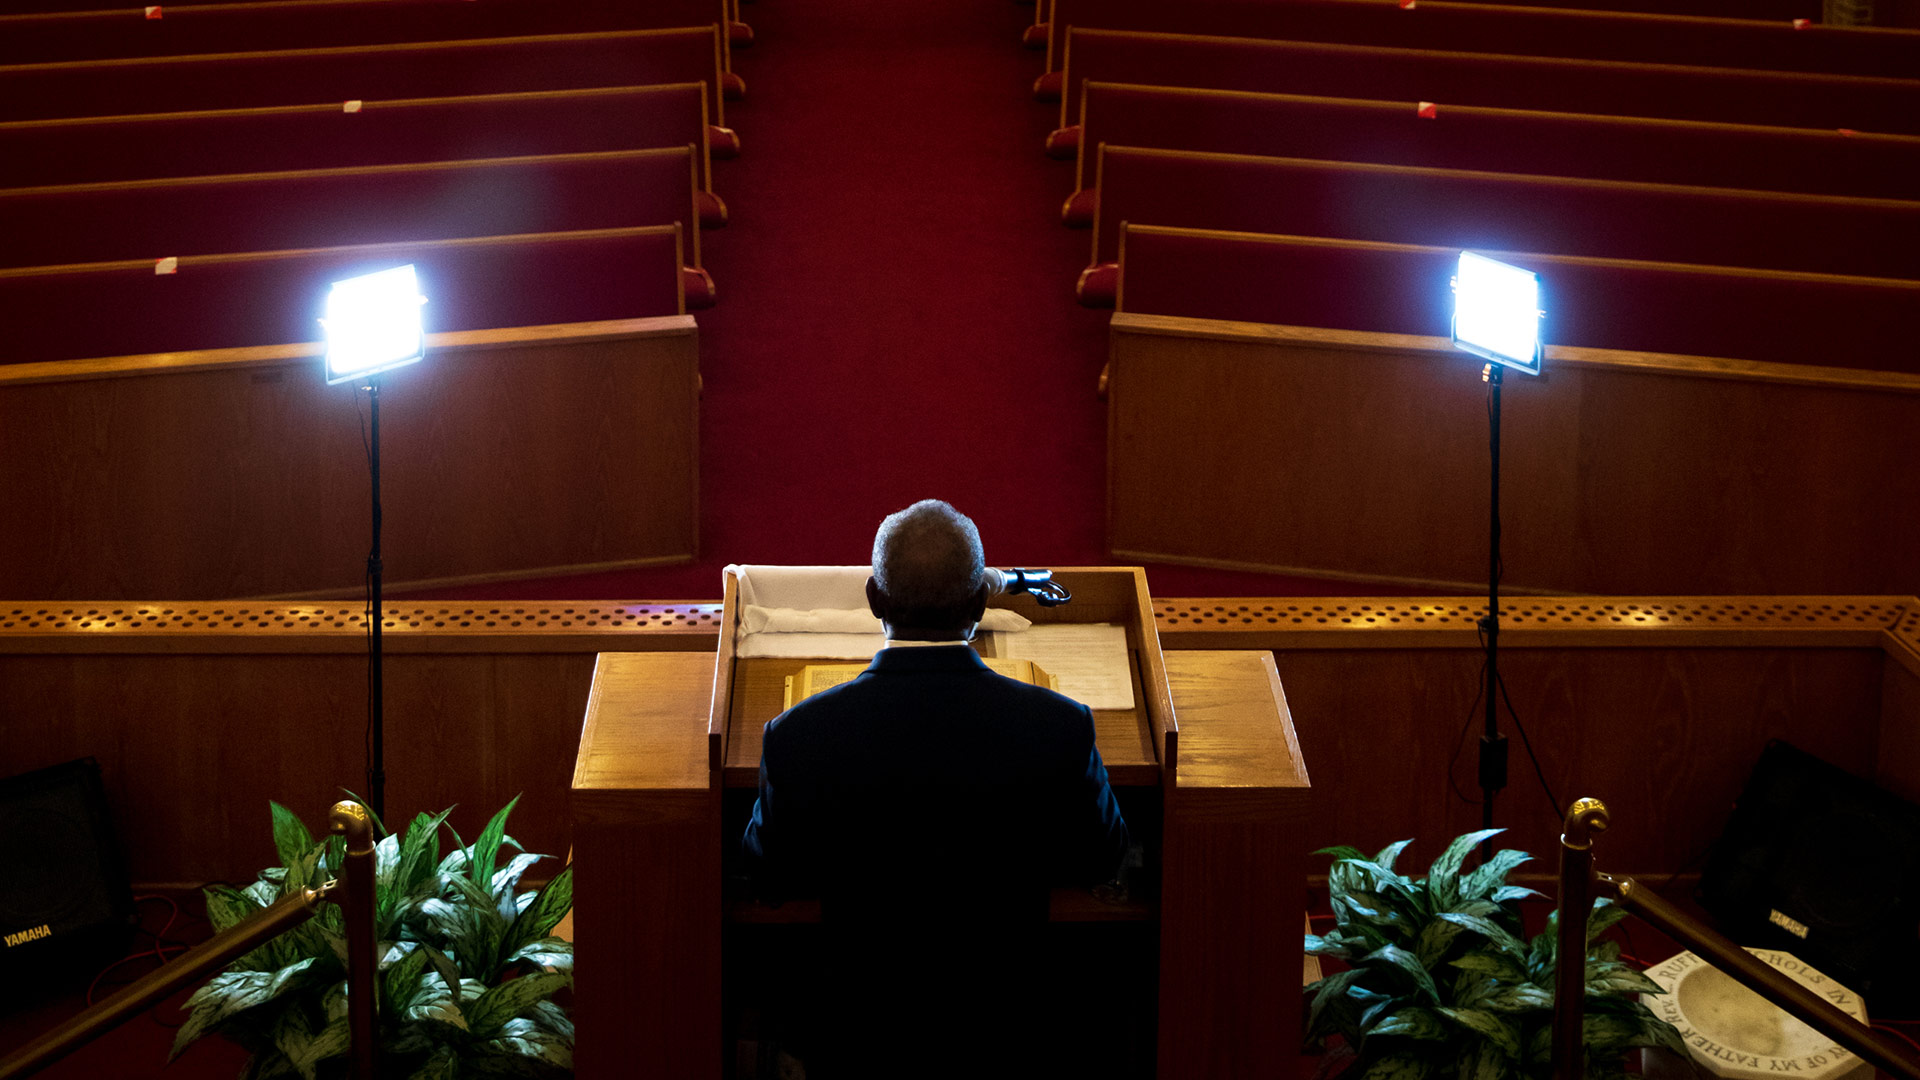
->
xmin=871 ymin=500 xmax=986 ymax=633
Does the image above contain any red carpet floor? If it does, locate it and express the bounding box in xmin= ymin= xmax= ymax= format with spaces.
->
xmin=403 ymin=0 xmax=1412 ymax=604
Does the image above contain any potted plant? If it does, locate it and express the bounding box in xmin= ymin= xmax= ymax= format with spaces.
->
xmin=171 ymin=796 xmax=574 ymax=1079
xmin=1304 ymin=828 xmax=1688 ymax=1080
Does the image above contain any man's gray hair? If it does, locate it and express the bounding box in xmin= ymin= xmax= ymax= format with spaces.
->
xmin=871 ymin=499 xmax=987 ymax=616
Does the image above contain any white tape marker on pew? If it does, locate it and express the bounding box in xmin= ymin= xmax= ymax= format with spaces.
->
xmin=344 ymin=101 xmax=363 ymax=113
xmin=155 ymin=257 xmax=177 ymax=275
xmin=145 ymin=6 xmax=161 ymax=18
xmin=1417 ymin=101 xmax=1438 ymax=119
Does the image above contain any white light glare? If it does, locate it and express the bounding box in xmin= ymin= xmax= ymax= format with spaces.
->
xmin=1451 ymin=252 xmax=1542 ymax=375
xmin=323 ymin=264 xmax=427 ymax=384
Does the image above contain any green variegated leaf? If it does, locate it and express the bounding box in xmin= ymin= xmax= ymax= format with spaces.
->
xmin=525 ymin=1000 xmax=574 ymax=1042
xmin=1450 ymin=950 xmax=1524 ymax=982
xmin=289 ymin=1015 xmax=350 ymax=1079
xmin=1476 ymin=983 xmax=1554 ymax=1014
xmin=1468 ymin=1041 xmax=1512 ymax=1080
xmin=470 ymin=795 xmax=521 ymax=889
xmin=1639 ymin=1016 xmax=1689 ymax=1057
xmin=416 ymin=941 xmax=462 ymax=1006
xmin=1433 ymin=912 xmax=1528 ymax=960
xmin=373 ymin=833 xmax=401 ymax=883
xmin=1527 ymin=1023 xmax=1554 ymax=1064
xmin=1587 ymin=898 xmax=1631 ymax=942
xmin=408 ymin=1046 xmax=458 ymax=1080
xmin=1491 ymin=885 xmax=1544 ymax=904
xmin=382 ymin=943 xmax=434 ymax=1019
xmin=171 ymin=960 xmax=312 ymax=1062
xmin=503 ymin=866 xmax=572 ymax=961
xmin=1438 ymin=1007 xmax=1521 ymax=1059
xmin=203 ymin=884 xmax=259 ymax=934
xmin=1373 ymin=839 xmax=1415 ymax=874
xmin=507 ymin=938 xmax=571 ymax=978
xmin=1358 ymin=1052 xmax=1435 ymax=1080
xmin=1306 ymin=933 xmax=1358 ymax=960
xmin=1415 ymin=916 xmax=1469 ymax=970
xmin=1307 ymin=968 xmax=1364 ymax=1038
xmin=1316 ymin=844 xmax=1370 ymax=863
xmin=1585 ymin=962 xmax=1663 ymax=996
xmin=1372 ymin=1007 xmax=1448 ymax=1042
xmin=1363 ymin=944 xmax=1441 ymax=1005
xmin=1358 ymin=992 xmax=1403 ymax=1032
xmin=1460 ymin=849 xmax=1531 ymax=902
xmin=269 ymin=802 xmax=316 ymax=873
xmin=1428 ymin=829 xmax=1504 ymax=905
xmin=392 ymin=808 xmax=455 ymax=900
xmin=492 ymin=852 xmax=545 ymax=922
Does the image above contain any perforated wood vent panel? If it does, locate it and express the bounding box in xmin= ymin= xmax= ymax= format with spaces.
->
xmin=1154 ymin=597 xmax=1909 ymax=649
xmin=0 ymin=602 xmax=723 ymax=653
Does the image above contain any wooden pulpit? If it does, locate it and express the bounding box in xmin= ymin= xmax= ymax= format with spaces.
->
xmin=570 ymin=567 xmax=1311 ymax=1077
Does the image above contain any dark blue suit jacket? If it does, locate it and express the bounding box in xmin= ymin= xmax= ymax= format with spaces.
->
xmin=742 ymin=643 xmax=1130 ymax=908
xmin=740 ymin=645 xmax=1132 ymax=1074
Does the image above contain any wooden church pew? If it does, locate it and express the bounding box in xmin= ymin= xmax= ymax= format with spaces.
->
xmin=1062 ymin=83 xmax=1920 ymax=225
xmin=0 ymin=147 xmax=716 ymax=305
xmin=0 ymin=0 xmax=741 ymax=68
xmin=0 ymin=317 xmax=702 ymax=600
xmin=0 ymin=27 xmax=742 ymax=129
xmin=1036 ymin=0 xmax=1920 ymax=94
xmin=1114 ymin=226 xmax=1920 ymax=374
xmin=1048 ymin=28 xmax=1920 ymax=142
xmin=1078 ymin=146 xmax=1920 ymax=304
xmin=1107 ymin=312 xmax=1920 ymax=596
xmin=0 ymin=85 xmax=730 ymax=228
xmin=0 ymin=226 xmax=687 ymax=367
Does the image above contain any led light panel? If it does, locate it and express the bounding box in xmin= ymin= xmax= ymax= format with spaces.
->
xmin=323 ymin=264 xmax=427 ymax=384
xmin=1451 ymin=252 xmax=1543 ymax=375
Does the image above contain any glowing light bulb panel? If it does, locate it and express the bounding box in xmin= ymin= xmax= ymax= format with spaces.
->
xmin=323 ymin=264 xmax=427 ymax=384
xmin=1451 ymin=252 xmax=1543 ymax=376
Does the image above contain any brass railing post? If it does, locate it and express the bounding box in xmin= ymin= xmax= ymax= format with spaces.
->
xmin=331 ymin=800 xmax=379 ymax=1080
xmin=1550 ymin=798 xmax=1609 ymax=1080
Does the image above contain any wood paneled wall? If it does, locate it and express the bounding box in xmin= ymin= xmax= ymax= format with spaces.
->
xmin=1154 ymin=594 xmax=1920 ymax=877
xmin=0 ymin=600 xmax=718 ymax=886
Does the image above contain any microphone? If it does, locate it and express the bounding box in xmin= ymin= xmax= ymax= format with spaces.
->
xmin=986 ymin=567 xmax=1072 ymax=607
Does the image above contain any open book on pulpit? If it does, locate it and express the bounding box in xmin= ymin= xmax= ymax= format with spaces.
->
xmin=782 ymin=658 xmax=1059 ymax=710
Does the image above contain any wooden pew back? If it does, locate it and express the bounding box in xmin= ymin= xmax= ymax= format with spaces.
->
xmin=1055 ymin=28 xmax=1920 ymax=137
xmin=1042 ymin=0 xmax=1920 ymax=84
xmin=1073 ymin=83 xmax=1920 ymax=206
xmin=1107 ymin=313 xmax=1920 ymax=595
xmin=0 ymin=226 xmax=686 ymax=367
xmin=0 ymin=85 xmax=720 ymax=204
xmin=1116 ymin=226 xmax=1920 ymax=374
xmin=0 ymin=147 xmax=702 ymax=272
xmin=0 ymin=0 xmax=733 ymax=66
xmin=1087 ymin=146 xmax=1920 ymax=296
xmin=0 ymin=318 xmax=702 ymax=599
xmin=0 ymin=27 xmax=731 ymax=125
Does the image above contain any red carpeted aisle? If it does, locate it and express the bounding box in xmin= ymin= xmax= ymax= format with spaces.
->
xmin=404 ymin=0 xmax=1388 ymax=604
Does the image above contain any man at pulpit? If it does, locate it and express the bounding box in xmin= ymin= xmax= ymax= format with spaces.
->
xmin=742 ymin=499 xmax=1130 ymax=1078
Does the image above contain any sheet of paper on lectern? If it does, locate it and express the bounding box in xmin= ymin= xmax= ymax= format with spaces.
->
xmin=785 ymin=659 xmax=1057 ymax=710
xmin=996 ymin=623 xmax=1134 ymax=711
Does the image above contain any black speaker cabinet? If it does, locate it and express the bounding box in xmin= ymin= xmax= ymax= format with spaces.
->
xmin=1700 ymin=740 xmax=1920 ymax=1012
xmin=0 ymin=758 xmax=136 ymax=983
